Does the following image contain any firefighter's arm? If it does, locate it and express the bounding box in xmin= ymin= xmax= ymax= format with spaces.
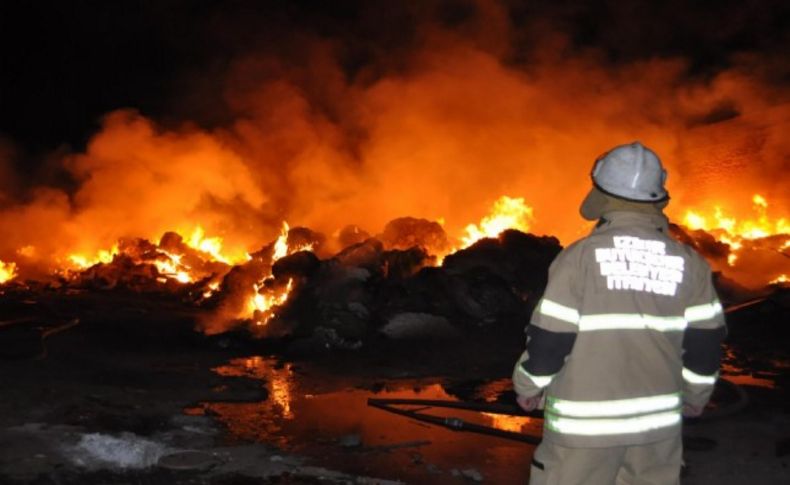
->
xmin=513 ymin=326 xmax=577 ymax=398
xmin=682 ymin=263 xmax=727 ymax=409
xmin=513 ymin=247 xmax=580 ymax=399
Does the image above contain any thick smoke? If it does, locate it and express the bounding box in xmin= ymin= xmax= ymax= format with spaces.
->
xmin=0 ymin=0 xmax=787 ymax=285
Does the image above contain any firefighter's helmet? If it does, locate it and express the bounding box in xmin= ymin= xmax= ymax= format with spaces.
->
xmin=591 ymin=142 xmax=668 ymax=202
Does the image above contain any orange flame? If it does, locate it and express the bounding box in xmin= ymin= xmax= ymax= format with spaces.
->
xmin=67 ymin=244 xmax=119 ymax=270
xmin=249 ymin=278 xmax=294 ymax=325
xmin=272 ymin=222 xmax=291 ymax=261
xmin=185 ymin=225 xmax=250 ymax=265
xmin=770 ymin=274 xmax=788 ymax=285
xmin=0 ymin=260 xmax=17 ymax=284
xmin=682 ymin=194 xmax=789 ymax=267
xmin=202 ymin=281 xmax=221 ymax=299
xmin=56 ymin=224 xmax=250 ymax=286
xmin=461 ymin=195 xmax=534 ymax=248
xmin=246 ymin=221 xmax=316 ymax=327
xmin=153 ymin=251 xmax=193 ymax=283
xmin=437 ymin=195 xmax=535 ymax=264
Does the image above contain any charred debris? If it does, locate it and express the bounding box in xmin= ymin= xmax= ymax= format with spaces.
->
xmin=1 ymin=217 xmax=788 ymax=361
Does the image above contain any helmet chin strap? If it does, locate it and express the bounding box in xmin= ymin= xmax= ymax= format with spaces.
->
xmin=580 ymin=186 xmax=668 ymax=221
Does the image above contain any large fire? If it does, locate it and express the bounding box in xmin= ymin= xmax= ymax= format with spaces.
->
xmin=0 ymin=195 xmax=540 ymax=333
xmin=0 ymin=0 xmax=786 ymax=329
xmin=0 ymin=20 xmax=787 ymax=299
xmin=0 ymin=189 xmax=787 ymax=299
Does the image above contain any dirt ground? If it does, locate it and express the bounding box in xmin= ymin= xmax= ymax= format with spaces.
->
xmin=0 ymin=293 xmax=788 ymax=484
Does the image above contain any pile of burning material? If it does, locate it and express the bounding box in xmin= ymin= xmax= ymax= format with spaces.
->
xmin=1 ymin=190 xmax=788 ymax=356
xmin=674 ymin=194 xmax=790 ymax=291
xmin=48 ymin=233 xmax=233 ymax=295
xmin=201 ymin=220 xmax=561 ymax=351
xmin=670 ymin=223 xmax=789 ymax=300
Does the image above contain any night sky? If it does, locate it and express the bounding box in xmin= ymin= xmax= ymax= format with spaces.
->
xmin=2 ymin=0 xmax=787 ymax=162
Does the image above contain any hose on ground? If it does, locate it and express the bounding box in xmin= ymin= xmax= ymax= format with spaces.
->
xmin=367 ymin=378 xmax=748 ymax=444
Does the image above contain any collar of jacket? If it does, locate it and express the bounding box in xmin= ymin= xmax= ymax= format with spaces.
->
xmin=594 ymin=210 xmax=670 ymax=234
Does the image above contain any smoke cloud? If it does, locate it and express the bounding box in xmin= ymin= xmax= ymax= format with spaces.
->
xmin=0 ymin=0 xmax=787 ymax=285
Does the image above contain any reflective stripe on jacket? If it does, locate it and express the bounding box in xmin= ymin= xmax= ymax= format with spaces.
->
xmin=513 ymin=211 xmax=725 ymax=448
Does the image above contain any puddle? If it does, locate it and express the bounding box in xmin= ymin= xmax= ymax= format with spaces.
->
xmin=720 ymin=347 xmax=781 ymax=389
xmin=187 ymin=356 xmax=540 ymax=483
xmin=190 ymin=353 xmax=776 ymax=483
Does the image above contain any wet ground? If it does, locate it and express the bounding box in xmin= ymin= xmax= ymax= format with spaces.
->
xmin=0 ymin=295 xmax=789 ymax=484
xmin=194 ymin=356 xmax=541 ymax=483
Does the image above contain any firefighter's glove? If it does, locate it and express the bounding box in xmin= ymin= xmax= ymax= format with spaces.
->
xmin=682 ymin=403 xmax=705 ymax=418
xmin=516 ymin=394 xmax=542 ymax=412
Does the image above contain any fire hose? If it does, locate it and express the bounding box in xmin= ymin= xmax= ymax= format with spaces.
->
xmin=367 ymin=378 xmax=748 ymax=446
xmin=368 ymin=301 xmax=759 ymax=444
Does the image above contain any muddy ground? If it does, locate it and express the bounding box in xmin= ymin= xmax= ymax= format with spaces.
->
xmin=0 ymin=290 xmax=788 ymax=484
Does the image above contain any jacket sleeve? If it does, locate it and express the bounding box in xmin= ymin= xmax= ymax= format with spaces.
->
xmin=681 ymin=261 xmax=726 ymax=408
xmin=513 ymin=246 xmax=580 ymax=398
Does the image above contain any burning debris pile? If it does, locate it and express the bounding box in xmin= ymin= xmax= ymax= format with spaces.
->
xmin=0 ymin=196 xmax=566 ymax=350
xmin=1 ymin=192 xmax=788 ymax=353
xmin=252 ymin=226 xmax=560 ymax=350
xmin=672 ymin=194 xmax=790 ymax=291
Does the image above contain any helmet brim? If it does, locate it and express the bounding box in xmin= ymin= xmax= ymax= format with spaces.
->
xmin=580 ymin=186 xmax=608 ymax=221
xmin=580 ymin=185 xmax=670 ymax=222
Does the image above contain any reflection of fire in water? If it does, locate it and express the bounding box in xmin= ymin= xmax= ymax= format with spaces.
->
xmin=215 ymin=356 xmax=296 ymax=420
xmin=270 ymin=368 xmax=294 ymax=419
xmin=472 ymin=378 xmax=539 ymax=433
xmin=240 ymin=356 xmax=295 ymax=419
xmin=720 ymin=348 xmax=779 ymax=389
xmin=682 ymin=194 xmax=789 ymax=267
xmin=481 ymin=412 xmax=534 ymax=433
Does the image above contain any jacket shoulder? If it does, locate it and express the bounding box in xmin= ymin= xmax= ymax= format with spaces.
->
xmin=550 ymin=237 xmax=590 ymax=265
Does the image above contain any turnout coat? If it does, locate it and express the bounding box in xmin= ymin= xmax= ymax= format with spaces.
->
xmin=513 ymin=210 xmax=726 ymax=448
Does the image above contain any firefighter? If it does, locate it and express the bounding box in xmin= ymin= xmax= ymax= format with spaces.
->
xmin=513 ymin=142 xmax=726 ymax=484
